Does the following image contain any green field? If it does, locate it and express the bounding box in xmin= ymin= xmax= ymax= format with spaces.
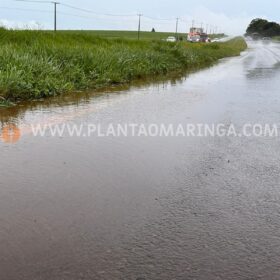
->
xmin=273 ymin=36 xmax=280 ymax=41
xmin=58 ymin=30 xmax=225 ymax=41
xmin=0 ymin=29 xmax=246 ymax=103
xmin=63 ymin=30 xmax=186 ymax=40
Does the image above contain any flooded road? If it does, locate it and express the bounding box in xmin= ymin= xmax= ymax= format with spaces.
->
xmin=1 ymin=41 xmax=280 ymax=280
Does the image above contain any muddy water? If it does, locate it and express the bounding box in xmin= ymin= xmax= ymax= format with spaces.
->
xmin=1 ymin=41 xmax=280 ymax=280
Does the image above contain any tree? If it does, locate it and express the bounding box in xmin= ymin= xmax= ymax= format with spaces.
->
xmin=246 ymin=18 xmax=280 ymax=37
xmin=151 ymin=28 xmax=156 ymax=32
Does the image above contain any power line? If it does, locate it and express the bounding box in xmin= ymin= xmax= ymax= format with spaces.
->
xmin=0 ymin=6 xmax=140 ymax=23
xmin=56 ymin=11 xmax=136 ymax=22
xmin=143 ymin=15 xmax=177 ymax=21
xmin=15 ymin=0 xmax=54 ymax=3
xmin=0 ymin=6 xmax=52 ymax=13
xmin=60 ymin=3 xmax=137 ymax=17
xmin=15 ymin=0 xmax=59 ymax=31
xmin=14 ymin=1 xmax=202 ymax=24
xmin=9 ymin=1 xmax=221 ymax=35
xmin=180 ymin=19 xmax=192 ymax=24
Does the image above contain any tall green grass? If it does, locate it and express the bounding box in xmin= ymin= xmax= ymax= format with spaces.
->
xmin=63 ymin=30 xmax=186 ymax=41
xmin=52 ymin=30 xmax=225 ymax=41
xmin=0 ymin=29 xmax=247 ymax=101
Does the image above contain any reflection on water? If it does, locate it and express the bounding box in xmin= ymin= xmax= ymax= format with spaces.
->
xmin=246 ymin=64 xmax=280 ymax=80
xmin=244 ymin=41 xmax=280 ymax=80
xmin=0 ymin=73 xmax=187 ymax=126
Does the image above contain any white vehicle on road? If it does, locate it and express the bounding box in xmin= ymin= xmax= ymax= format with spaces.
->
xmin=166 ymin=36 xmax=176 ymax=42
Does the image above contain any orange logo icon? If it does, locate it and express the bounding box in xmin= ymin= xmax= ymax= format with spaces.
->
xmin=0 ymin=124 xmax=21 ymax=144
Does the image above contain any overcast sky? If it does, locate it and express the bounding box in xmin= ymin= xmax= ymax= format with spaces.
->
xmin=0 ymin=0 xmax=279 ymax=35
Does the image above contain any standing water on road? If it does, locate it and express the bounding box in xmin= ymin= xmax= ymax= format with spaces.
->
xmin=1 ymin=41 xmax=280 ymax=280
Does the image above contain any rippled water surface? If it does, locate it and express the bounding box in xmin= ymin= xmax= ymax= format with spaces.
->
xmin=1 ymin=41 xmax=280 ymax=280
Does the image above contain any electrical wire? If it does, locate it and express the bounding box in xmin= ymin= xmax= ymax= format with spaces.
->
xmin=60 ymin=3 xmax=137 ymax=17
xmin=57 ymin=11 xmax=138 ymax=22
xmin=0 ymin=6 xmax=52 ymax=13
xmin=9 ymin=0 xmax=220 ymax=32
xmin=143 ymin=15 xmax=177 ymax=21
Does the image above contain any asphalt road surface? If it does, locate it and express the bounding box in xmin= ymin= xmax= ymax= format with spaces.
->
xmin=1 ymin=40 xmax=280 ymax=280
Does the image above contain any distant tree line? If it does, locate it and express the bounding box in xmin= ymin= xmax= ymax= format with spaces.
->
xmin=246 ymin=18 xmax=280 ymax=37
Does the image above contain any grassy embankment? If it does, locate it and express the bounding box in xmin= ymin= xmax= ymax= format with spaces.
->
xmin=67 ymin=30 xmax=187 ymax=40
xmin=62 ymin=30 xmax=225 ymax=40
xmin=0 ymin=29 xmax=247 ymax=103
xmin=273 ymin=36 xmax=280 ymax=41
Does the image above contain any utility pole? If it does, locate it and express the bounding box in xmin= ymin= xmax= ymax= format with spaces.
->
xmin=206 ymin=24 xmax=209 ymax=34
xmin=53 ymin=2 xmax=59 ymax=32
xmin=137 ymin=14 xmax=142 ymax=40
xmin=15 ymin=0 xmax=59 ymax=32
xmin=175 ymin=18 xmax=179 ymax=40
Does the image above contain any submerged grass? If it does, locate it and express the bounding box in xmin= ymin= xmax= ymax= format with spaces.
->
xmin=0 ymin=96 xmax=14 ymax=107
xmin=0 ymin=29 xmax=247 ymax=101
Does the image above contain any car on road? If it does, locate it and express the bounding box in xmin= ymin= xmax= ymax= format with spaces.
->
xmin=166 ymin=36 xmax=176 ymax=42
